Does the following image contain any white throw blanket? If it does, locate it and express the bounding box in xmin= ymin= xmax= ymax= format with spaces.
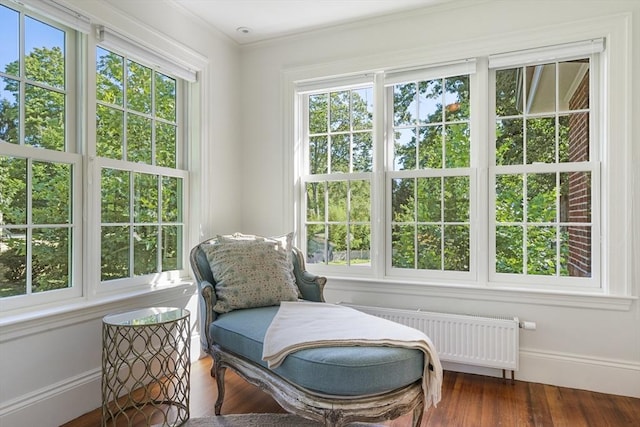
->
xmin=262 ymin=301 xmax=443 ymax=410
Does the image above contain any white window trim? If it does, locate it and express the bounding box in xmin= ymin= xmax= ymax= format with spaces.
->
xmin=285 ymin=13 xmax=635 ymax=307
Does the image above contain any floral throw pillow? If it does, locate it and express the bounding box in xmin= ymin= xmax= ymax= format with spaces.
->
xmin=203 ymin=233 xmax=299 ymax=313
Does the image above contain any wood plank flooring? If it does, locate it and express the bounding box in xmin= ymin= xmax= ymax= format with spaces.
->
xmin=63 ymin=357 xmax=640 ymax=426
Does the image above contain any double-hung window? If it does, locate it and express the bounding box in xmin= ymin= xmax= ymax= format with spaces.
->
xmin=0 ymin=4 xmax=82 ymax=308
xmin=95 ymin=45 xmax=186 ymax=286
xmin=297 ymin=40 xmax=605 ymax=293
xmin=0 ymin=0 xmax=196 ymax=312
xmin=301 ymin=82 xmax=374 ymax=267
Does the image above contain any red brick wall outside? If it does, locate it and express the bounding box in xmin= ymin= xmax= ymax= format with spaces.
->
xmin=567 ymin=71 xmax=591 ymax=277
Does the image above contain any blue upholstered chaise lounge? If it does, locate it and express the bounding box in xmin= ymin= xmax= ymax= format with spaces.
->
xmin=190 ymin=236 xmax=427 ymax=427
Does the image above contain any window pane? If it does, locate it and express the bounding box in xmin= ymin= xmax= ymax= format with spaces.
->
xmin=561 ymin=225 xmax=591 ymax=277
xmin=329 ymin=91 xmax=349 ymax=132
xmin=0 ymin=5 xmax=19 ymax=77
xmin=350 ymin=180 xmax=370 ymax=222
xmin=444 ymin=176 xmax=469 ymax=222
xmin=96 ymin=105 xmax=123 ymax=159
xmin=0 ymin=156 xmax=27 ymax=224
xmin=96 ymin=47 xmax=124 ymax=106
xmin=0 ymin=77 xmax=19 ymax=144
xmin=25 ymin=17 xmax=65 ymax=89
xmin=496 ymin=68 xmax=522 ymax=117
xmin=162 ymin=225 xmax=182 ymax=271
xmin=394 ymin=83 xmax=416 ymax=126
xmin=327 ymin=223 xmax=346 ymax=265
xmin=392 ymin=224 xmax=415 ymax=268
xmin=24 ymin=84 xmax=64 ymax=150
xmin=527 ymin=226 xmax=556 ymax=275
xmin=526 ymin=116 xmax=555 ymax=164
xmin=496 ymin=225 xmax=523 ymax=274
xmin=127 ymin=113 xmax=152 ymax=163
xmin=327 ymin=181 xmax=347 ymax=222
xmin=161 ymin=176 xmax=181 ymax=223
xmin=32 ymin=227 xmax=70 ymax=292
xmin=392 ymin=178 xmax=414 ymax=222
xmin=330 ymin=133 xmax=349 ymax=173
xmin=445 ymin=122 xmax=470 ymax=168
xmin=352 ymin=87 xmax=372 ymax=131
xmin=394 ymin=127 xmax=416 ymax=171
xmin=418 ymin=125 xmax=442 ymax=169
xmin=309 ymin=135 xmax=328 ymax=174
xmin=560 ymin=171 xmax=590 ymax=223
xmin=417 ymin=224 xmax=441 ymax=270
xmin=156 ymin=122 xmax=176 ymax=168
xmin=444 ymin=224 xmax=469 ymax=271
xmin=418 ymin=79 xmax=441 ymax=124
xmin=101 ymin=226 xmax=130 ymax=281
xmin=32 ymin=161 xmax=71 ymax=224
xmin=126 ymin=60 xmax=151 ymax=114
xmin=417 ymin=177 xmax=441 ymax=223
xmin=527 ymin=173 xmax=556 ymax=223
xmin=306 ymin=182 xmax=325 ymax=222
xmin=352 ymin=132 xmax=372 ymax=172
xmin=495 ymin=174 xmax=523 ymax=223
xmin=101 ymin=169 xmax=130 ymax=223
xmin=0 ymin=229 xmax=26 ymax=297
xmin=155 ymin=72 xmax=176 ymax=122
xmin=349 ymin=224 xmax=370 ymax=266
xmin=444 ymin=75 xmax=469 ymax=122
xmin=308 ymin=94 xmax=328 ymax=134
xmin=134 ymin=173 xmax=158 ymax=223
xmin=134 ymin=225 xmax=157 ymax=276
xmin=496 ymin=118 xmax=523 ymax=165
xmin=306 ymin=224 xmax=328 ymax=264
xmin=526 ymin=63 xmax=555 ymax=114
xmin=560 ymin=112 xmax=589 ymax=163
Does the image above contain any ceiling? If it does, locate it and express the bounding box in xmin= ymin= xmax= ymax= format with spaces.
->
xmin=169 ymin=0 xmax=452 ymax=44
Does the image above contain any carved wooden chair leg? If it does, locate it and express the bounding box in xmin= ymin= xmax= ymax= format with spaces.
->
xmin=412 ymin=400 xmax=425 ymax=427
xmin=214 ymin=362 xmax=227 ymax=415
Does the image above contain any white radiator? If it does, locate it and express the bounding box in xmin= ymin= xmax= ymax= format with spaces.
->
xmin=344 ymin=304 xmax=519 ymax=372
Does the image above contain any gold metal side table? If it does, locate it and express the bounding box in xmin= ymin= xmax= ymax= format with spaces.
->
xmin=102 ymin=307 xmax=190 ymax=426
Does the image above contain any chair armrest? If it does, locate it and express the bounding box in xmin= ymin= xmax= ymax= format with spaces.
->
xmin=197 ymin=280 xmax=218 ymax=353
xmin=292 ymin=247 xmax=326 ymax=302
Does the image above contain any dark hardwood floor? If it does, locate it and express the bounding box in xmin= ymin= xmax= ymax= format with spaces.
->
xmin=63 ymin=357 xmax=640 ymax=426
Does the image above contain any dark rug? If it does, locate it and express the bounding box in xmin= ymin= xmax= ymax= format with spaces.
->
xmin=180 ymin=413 xmax=386 ymax=426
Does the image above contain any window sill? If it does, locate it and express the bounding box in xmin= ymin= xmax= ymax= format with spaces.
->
xmin=0 ymin=280 xmax=195 ymax=343
xmin=324 ymin=275 xmax=636 ymax=311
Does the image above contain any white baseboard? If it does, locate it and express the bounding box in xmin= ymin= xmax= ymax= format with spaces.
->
xmin=517 ymin=349 xmax=640 ymax=398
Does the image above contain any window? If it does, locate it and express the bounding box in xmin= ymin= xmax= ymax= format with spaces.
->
xmin=0 ymin=4 xmax=82 ymax=304
xmin=0 ymin=0 xmax=197 ymax=312
xmin=302 ymin=84 xmax=374 ymax=267
xmin=491 ymin=58 xmax=597 ymax=287
xmin=297 ymin=42 xmax=604 ymax=292
xmin=96 ymin=47 xmax=186 ymax=284
xmin=388 ymin=73 xmax=472 ymax=276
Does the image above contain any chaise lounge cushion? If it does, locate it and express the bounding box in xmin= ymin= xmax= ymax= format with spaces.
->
xmin=210 ymin=306 xmax=424 ymax=396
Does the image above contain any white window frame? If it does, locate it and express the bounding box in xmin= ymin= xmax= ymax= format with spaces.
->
xmin=296 ymin=76 xmax=376 ymax=276
xmin=0 ymin=4 xmax=83 ymax=312
xmin=290 ymin=16 xmax=633 ymax=301
xmin=487 ymin=46 xmax=602 ymax=292
xmin=0 ymin=0 xmax=205 ymax=315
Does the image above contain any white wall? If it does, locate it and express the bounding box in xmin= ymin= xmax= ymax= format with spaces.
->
xmin=0 ymin=1 xmax=242 ymax=426
xmin=238 ymin=0 xmax=640 ymax=398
